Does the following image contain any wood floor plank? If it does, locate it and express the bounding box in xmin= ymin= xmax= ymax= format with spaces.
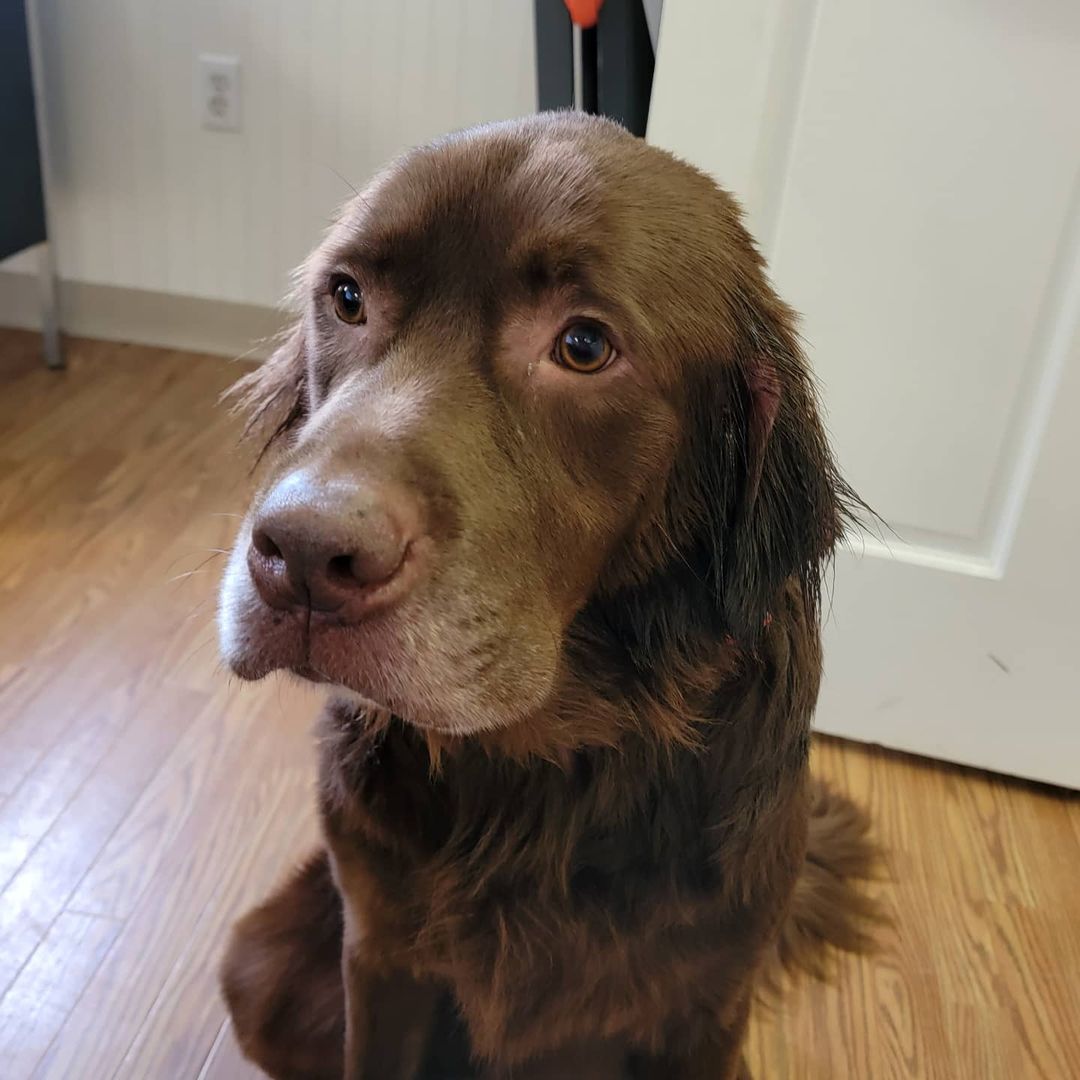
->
xmin=0 ymin=684 xmax=203 ymax=994
xmin=746 ymin=738 xmax=1080 ymax=1080
xmin=200 ymin=1017 xmax=263 ymax=1080
xmin=1 ymin=329 xmax=1078 ymax=1078
xmin=31 ymin=684 xmax=318 ymax=1080
xmin=0 ymin=911 xmax=120 ymax=1077
xmin=0 ymin=686 xmax=132 ymax=892
xmin=68 ymin=681 xmax=316 ymax=920
xmin=117 ymin=762 xmax=320 ymax=1079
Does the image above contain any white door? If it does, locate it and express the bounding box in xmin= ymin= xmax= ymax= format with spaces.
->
xmin=648 ymin=0 xmax=1080 ymax=788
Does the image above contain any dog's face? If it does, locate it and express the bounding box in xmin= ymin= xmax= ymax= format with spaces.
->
xmin=219 ymin=114 xmax=846 ymax=736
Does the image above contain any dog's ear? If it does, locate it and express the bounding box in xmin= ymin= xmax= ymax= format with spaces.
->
xmin=692 ymin=313 xmax=855 ymax=644
xmin=226 ymin=321 xmax=309 ymax=458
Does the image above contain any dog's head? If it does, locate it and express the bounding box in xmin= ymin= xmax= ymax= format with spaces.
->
xmin=219 ymin=113 xmax=852 ymax=737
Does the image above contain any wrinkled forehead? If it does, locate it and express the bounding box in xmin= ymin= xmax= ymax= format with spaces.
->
xmin=313 ymin=130 xmax=620 ymax=311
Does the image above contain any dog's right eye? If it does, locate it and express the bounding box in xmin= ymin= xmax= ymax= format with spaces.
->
xmin=331 ymin=277 xmax=366 ymax=325
xmin=554 ymin=322 xmax=614 ymax=374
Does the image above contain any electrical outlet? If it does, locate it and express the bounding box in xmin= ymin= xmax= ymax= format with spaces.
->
xmin=198 ymin=53 xmax=242 ymax=132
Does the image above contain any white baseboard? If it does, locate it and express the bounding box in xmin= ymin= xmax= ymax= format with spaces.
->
xmin=0 ymin=269 xmax=287 ymax=360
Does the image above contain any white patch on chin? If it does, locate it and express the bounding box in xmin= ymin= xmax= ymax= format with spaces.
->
xmin=218 ymin=519 xmax=560 ymax=734
xmin=362 ymin=624 xmax=558 ymax=737
xmin=315 ymin=632 xmax=557 ymax=737
xmin=217 ymin=532 xmax=254 ymax=669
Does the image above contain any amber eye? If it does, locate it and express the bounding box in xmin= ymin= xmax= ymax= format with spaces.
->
xmin=554 ymin=322 xmax=614 ymax=373
xmin=331 ymin=277 xmax=366 ymax=324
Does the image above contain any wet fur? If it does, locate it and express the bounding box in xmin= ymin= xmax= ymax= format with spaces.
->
xmin=220 ymin=113 xmax=880 ymax=1078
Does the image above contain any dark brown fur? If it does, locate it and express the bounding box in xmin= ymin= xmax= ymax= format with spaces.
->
xmin=219 ymin=113 xmax=880 ymax=1078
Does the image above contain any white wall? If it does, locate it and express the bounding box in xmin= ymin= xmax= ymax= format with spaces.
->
xmin=10 ymin=0 xmax=536 ymax=309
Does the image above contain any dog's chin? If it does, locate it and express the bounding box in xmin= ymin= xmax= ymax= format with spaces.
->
xmin=296 ymin=662 xmax=533 ymax=738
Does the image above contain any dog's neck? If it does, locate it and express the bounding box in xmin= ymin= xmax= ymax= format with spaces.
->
xmin=320 ymin=568 xmax=815 ymax=776
xmin=316 ymin=592 xmax=816 ymax=907
xmin=330 ymin=591 xmax=805 ymax=769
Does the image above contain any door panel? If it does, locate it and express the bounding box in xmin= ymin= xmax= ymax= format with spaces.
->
xmin=650 ymin=0 xmax=1080 ymax=785
xmin=769 ymin=0 xmax=1080 ymax=559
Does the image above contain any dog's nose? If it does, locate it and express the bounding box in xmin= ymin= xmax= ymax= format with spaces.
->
xmin=247 ymin=468 xmax=420 ymax=620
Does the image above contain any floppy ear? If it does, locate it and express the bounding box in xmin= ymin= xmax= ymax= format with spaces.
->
xmin=588 ymin=320 xmax=856 ymax=669
xmin=226 ymin=322 xmax=309 ymax=458
xmin=694 ymin=316 xmax=857 ymax=644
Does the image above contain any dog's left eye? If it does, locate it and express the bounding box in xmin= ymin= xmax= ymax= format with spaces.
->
xmin=331 ymin=277 xmax=366 ymax=325
xmin=554 ymin=322 xmax=614 ymax=374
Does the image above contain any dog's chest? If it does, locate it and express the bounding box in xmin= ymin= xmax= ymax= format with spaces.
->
xmin=319 ymin=716 xmax=709 ymax=907
xmin=318 ymin=716 xmax=727 ymax=1049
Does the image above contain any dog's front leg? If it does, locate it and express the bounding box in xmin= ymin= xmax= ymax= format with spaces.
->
xmin=341 ymin=943 xmax=440 ymax=1080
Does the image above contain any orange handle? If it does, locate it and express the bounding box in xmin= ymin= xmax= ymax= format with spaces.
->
xmin=563 ymin=0 xmax=605 ymax=29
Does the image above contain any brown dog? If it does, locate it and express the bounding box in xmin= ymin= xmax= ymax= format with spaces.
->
xmin=217 ymin=112 xmax=879 ymax=1079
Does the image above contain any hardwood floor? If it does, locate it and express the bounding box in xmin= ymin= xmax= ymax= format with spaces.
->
xmin=0 ymin=329 xmax=1077 ymax=1079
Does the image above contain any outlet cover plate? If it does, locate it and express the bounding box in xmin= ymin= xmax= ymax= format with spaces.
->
xmin=198 ymin=53 xmax=242 ymax=132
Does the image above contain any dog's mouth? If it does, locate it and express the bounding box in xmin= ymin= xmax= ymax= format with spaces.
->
xmin=220 ymin=535 xmax=389 ymax=680
xmin=221 ymin=554 xmax=446 ymax=727
xmin=264 ymin=610 xmax=400 ymax=693
xmin=219 ymin=523 xmax=562 ymax=736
